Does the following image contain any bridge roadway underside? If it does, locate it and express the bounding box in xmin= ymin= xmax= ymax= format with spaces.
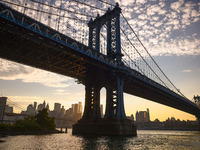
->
xmin=0 ymin=15 xmax=200 ymax=119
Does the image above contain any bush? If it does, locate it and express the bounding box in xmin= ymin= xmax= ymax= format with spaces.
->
xmin=13 ymin=108 xmax=55 ymax=131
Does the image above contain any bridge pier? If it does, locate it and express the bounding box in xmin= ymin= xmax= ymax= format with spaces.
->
xmin=73 ymin=73 xmax=136 ymax=136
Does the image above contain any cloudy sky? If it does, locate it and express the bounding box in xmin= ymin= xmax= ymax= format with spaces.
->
xmin=0 ymin=0 xmax=199 ymax=121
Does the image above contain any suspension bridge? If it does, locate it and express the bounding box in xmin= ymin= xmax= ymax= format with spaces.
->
xmin=0 ymin=0 xmax=199 ymax=135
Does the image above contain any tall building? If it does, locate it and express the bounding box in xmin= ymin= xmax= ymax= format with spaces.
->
xmin=74 ymin=104 xmax=79 ymax=114
xmin=34 ymin=102 xmax=37 ymax=112
xmin=37 ymin=100 xmax=46 ymax=111
xmin=46 ymin=103 xmax=50 ymax=112
xmin=72 ymin=104 xmax=75 ymax=114
xmin=54 ymin=103 xmax=61 ymax=112
xmin=61 ymin=106 xmax=66 ymax=115
xmin=37 ymin=103 xmax=44 ymax=111
xmin=0 ymin=97 xmax=7 ymax=123
xmin=136 ymin=108 xmax=150 ymax=123
xmin=27 ymin=104 xmax=34 ymax=115
xmin=43 ymin=100 xmax=46 ymax=108
xmin=78 ymin=102 xmax=82 ymax=114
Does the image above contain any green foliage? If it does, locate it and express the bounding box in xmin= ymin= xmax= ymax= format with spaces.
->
xmin=36 ymin=108 xmax=55 ymax=130
xmin=0 ymin=123 xmax=11 ymax=131
xmin=14 ymin=116 xmax=41 ymax=131
xmin=0 ymin=108 xmax=55 ymax=132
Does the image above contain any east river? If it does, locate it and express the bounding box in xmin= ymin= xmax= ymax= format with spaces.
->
xmin=0 ymin=129 xmax=200 ymax=150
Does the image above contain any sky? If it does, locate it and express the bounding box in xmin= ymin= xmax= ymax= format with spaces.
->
xmin=0 ymin=0 xmax=200 ymax=121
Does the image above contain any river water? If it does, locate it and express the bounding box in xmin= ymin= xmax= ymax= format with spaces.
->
xmin=0 ymin=129 xmax=200 ymax=150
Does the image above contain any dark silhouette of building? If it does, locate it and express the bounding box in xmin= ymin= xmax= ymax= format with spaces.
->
xmin=136 ymin=108 xmax=150 ymax=123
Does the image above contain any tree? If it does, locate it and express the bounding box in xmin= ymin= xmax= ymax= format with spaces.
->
xmin=36 ymin=108 xmax=55 ymax=130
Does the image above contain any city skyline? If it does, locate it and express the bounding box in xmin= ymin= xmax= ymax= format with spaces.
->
xmin=2 ymin=95 xmax=198 ymax=122
xmin=0 ymin=0 xmax=200 ymax=122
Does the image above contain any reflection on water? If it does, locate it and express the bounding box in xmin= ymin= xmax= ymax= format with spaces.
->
xmin=0 ymin=129 xmax=200 ymax=150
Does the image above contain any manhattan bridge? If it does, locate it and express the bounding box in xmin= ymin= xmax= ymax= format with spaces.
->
xmin=0 ymin=0 xmax=199 ymax=135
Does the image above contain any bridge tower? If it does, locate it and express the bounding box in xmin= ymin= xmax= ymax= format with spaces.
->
xmin=73 ymin=3 xmax=136 ymax=136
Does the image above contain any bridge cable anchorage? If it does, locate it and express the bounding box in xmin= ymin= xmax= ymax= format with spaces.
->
xmin=0 ymin=0 xmax=89 ymax=22
xmin=120 ymin=13 xmax=187 ymax=98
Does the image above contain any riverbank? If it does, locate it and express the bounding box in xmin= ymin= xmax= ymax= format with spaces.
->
xmin=137 ymin=128 xmax=199 ymax=131
xmin=0 ymin=129 xmax=64 ymax=138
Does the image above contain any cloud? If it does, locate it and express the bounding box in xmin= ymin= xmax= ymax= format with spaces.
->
xmin=182 ymin=69 xmax=192 ymax=73
xmin=0 ymin=59 xmax=72 ymax=88
xmin=171 ymin=0 xmax=184 ymax=12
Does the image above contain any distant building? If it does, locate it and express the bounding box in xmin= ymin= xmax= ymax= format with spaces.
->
xmin=26 ymin=104 xmax=34 ymax=115
xmin=3 ymin=113 xmax=29 ymax=124
xmin=136 ymin=108 xmax=150 ymax=123
xmin=34 ymin=102 xmax=37 ymax=112
xmin=127 ymin=114 xmax=134 ymax=123
xmin=0 ymin=97 xmax=7 ymax=123
xmin=37 ymin=103 xmax=44 ymax=111
xmin=72 ymin=104 xmax=75 ymax=114
xmin=46 ymin=103 xmax=50 ymax=113
xmin=5 ymin=105 xmax=13 ymax=113
xmin=54 ymin=103 xmax=61 ymax=112
xmin=43 ymin=100 xmax=46 ymax=108
xmin=61 ymin=106 xmax=66 ymax=115
xmin=78 ymin=102 xmax=82 ymax=114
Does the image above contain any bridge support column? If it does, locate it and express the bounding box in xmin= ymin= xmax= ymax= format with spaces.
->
xmin=116 ymin=75 xmax=126 ymax=118
xmin=82 ymin=82 xmax=101 ymax=119
xmin=73 ymin=73 xmax=136 ymax=136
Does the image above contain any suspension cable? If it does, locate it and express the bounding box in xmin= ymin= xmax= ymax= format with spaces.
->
xmin=71 ymin=0 xmax=106 ymax=11
xmin=0 ymin=0 xmax=89 ymax=22
xmin=29 ymin=0 xmax=95 ymax=18
xmin=121 ymin=13 xmax=186 ymax=98
xmin=101 ymin=26 xmax=145 ymax=75
xmin=120 ymin=28 xmax=168 ymax=87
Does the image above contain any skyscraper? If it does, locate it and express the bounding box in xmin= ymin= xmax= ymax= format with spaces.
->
xmin=78 ymin=102 xmax=82 ymax=114
xmin=74 ymin=104 xmax=79 ymax=114
xmin=27 ymin=104 xmax=34 ymax=115
xmin=0 ymin=97 xmax=7 ymax=123
xmin=61 ymin=106 xmax=66 ymax=115
xmin=54 ymin=103 xmax=61 ymax=112
xmin=136 ymin=108 xmax=150 ymax=123
xmin=34 ymin=102 xmax=37 ymax=112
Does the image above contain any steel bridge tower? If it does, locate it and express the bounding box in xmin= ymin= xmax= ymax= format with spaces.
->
xmin=73 ymin=3 xmax=136 ymax=135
